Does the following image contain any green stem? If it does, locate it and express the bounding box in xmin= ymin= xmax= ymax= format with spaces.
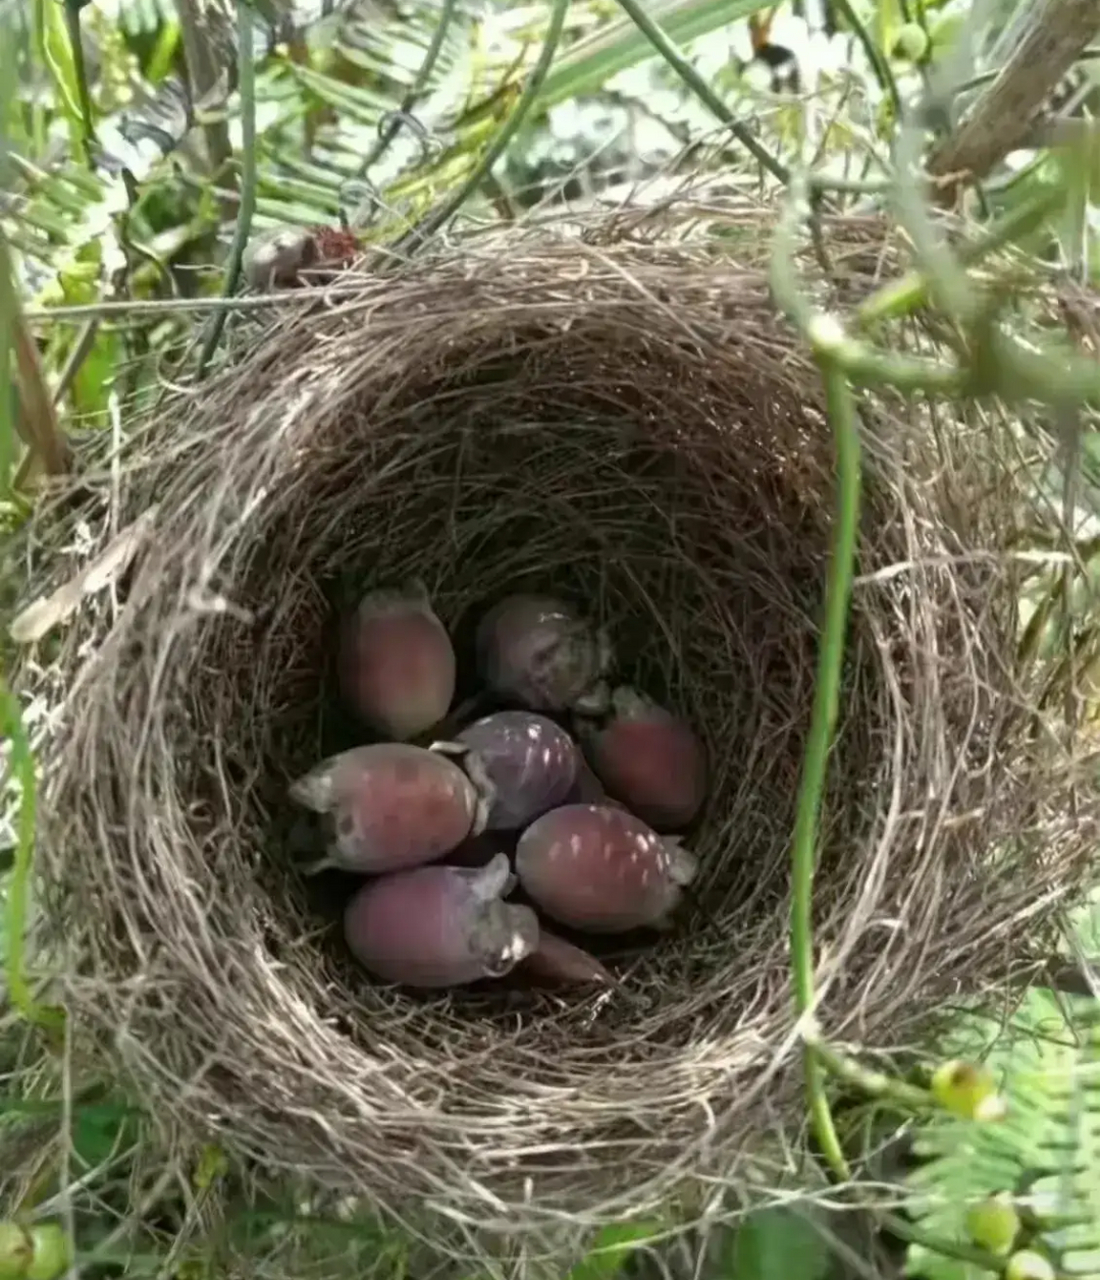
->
xmin=856 ymin=183 xmax=1065 ymax=330
xmin=833 ymin=0 xmax=901 ymax=120
xmin=359 ymin=0 xmax=457 ymax=180
xmin=196 ymin=2 xmax=257 ymax=379
xmin=62 ymin=0 xmax=96 ymax=163
xmin=769 ymin=177 xmax=963 ymax=397
xmin=788 ymin=355 xmax=863 ymax=1184
xmin=611 ymin=0 xmax=788 ymax=184
xmin=804 ymin=1035 xmax=936 ymax=1113
xmin=1 ymin=679 xmax=64 ymax=1034
xmin=879 ymin=1211 xmax=1007 ymax=1271
xmin=394 ymin=0 xmax=569 ymax=253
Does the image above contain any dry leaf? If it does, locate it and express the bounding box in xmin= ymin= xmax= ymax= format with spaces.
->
xmin=9 ymin=508 xmax=158 ymax=644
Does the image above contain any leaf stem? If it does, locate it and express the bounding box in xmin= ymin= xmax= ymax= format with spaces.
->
xmin=196 ymin=2 xmax=257 ymax=379
xmin=394 ymin=0 xmax=570 ymax=253
xmin=610 ymin=0 xmax=789 ymax=184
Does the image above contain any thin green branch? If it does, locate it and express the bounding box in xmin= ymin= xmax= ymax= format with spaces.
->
xmin=196 ymin=2 xmax=257 ymax=379
xmin=833 ymin=0 xmax=901 ymax=120
xmin=803 ymin=1034 xmax=936 ymax=1113
xmin=855 ymin=182 xmax=1066 ymax=330
xmin=1 ymin=679 xmax=65 ymax=1035
xmin=62 ymin=0 xmax=96 ymax=162
xmin=610 ymin=0 xmax=789 ymax=184
xmin=788 ymin=355 xmax=862 ymax=1184
xmin=879 ymin=1211 xmax=1008 ymax=1271
xmin=769 ymin=177 xmax=963 ymax=397
xmin=394 ymin=0 xmax=570 ymax=253
xmin=359 ymin=0 xmax=457 ymax=179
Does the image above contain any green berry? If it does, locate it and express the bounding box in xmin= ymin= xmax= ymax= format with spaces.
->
xmin=1005 ymin=1250 xmax=1056 ymax=1280
xmin=25 ymin=1225 xmax=71 ymax=1280
xmin=964 ymin=1193 xmax=1019 ymax=1255
xmin=0 ymin=1222 xmax=32 ymax=1280
xmin=930 ymin=1060 xmax=1006 ymax=1120
xmin=891 ymin=22 xmax=930 ymax=62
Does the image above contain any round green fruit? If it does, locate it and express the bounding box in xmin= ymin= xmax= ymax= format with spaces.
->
xmin=930 ymin=1059 xmax=1006 ymax=1120
xmin=891 ymin=22 xmax=930 ymax=62
xmin=0 ymin=1222 xmax=32 ymax=1280
xmin=964 ymin=1193 xmax=1019 ymax=1255
xmin=25 ymin=1225 xmax=71 ymax=1280
xmin=1005 ymin=1250 xmax=1056 ymax=1280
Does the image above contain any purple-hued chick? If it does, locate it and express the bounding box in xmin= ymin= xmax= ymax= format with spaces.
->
xmin=515 ymin=803 xmax=697 ymax=934
xmin=343 ymin=853 xmax=540 ymax=988
xmin=580 ymin=686 xmax=706 ymax=830
xmin=339 ymin=581 xmax=456 ymax=740
xmin=289 ymin=743 xmax=493 ymax=874
xmin=476 ymin=594 xmax=612 ymax=714
xmin=446 ymin=711 xmax=579 ymax=830
xmin=521 ymin=929 xmax=614 ymax=987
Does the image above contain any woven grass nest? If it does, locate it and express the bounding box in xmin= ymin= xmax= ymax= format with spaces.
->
xmin=14 ymin=209 xmax=1096 ymax=1240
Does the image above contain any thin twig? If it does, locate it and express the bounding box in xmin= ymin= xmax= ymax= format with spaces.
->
xmin=611 ymin=0 xmax=789 ymax=186
xmin=358 ymin=0 xmax=457 ymax=182
xmin=196 ymin=2 xmax=257 ymax=378
xmin=832 ymin=0 xmax=901 ymax=121
xmin=61 ymin=0 xmax=96 ymax=162
xmin=393 ymin=0 xmax=570 ymax=254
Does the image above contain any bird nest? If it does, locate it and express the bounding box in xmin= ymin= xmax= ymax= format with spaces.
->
xmin=12 ymin=211 xmax=1096 ymax=1242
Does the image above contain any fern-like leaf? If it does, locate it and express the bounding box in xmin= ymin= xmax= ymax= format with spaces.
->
xmin=905 ymin=987 xmax=1100 ymax=1280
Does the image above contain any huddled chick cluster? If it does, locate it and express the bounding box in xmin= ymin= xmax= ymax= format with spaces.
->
xmin=289 ymin=585 xmax=707 ymax=991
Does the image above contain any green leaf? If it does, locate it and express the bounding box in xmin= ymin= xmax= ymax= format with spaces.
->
xmin=71 ymin=1101 xmax=142 ymax=1169
xmin=723 ymin=1208 xmax=831 ymax=1280
xmin=535 ymin=0 xmax=772 ymax=111
xmin=567 ymin=1221 xmax=662 ymax=1280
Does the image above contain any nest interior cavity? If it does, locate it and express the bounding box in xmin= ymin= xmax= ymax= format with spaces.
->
xmin=19 ymin=223 xmax=1095 ymax=1238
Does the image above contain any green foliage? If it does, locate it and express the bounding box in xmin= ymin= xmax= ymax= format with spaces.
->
xmin=721 ymin=1207 xmax=832 ymax=1280
xmin=905 ymin=989 xmax=1100 ymax=1280
xmin=568 ymin=1222 xmax=663 ymax=1280
xmin=3 ymin=1 xmax=1100 ymax=1279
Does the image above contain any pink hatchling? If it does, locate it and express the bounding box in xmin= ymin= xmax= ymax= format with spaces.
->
xmin=289 ymin=743 xmax=493 ymax=874
xmin=581 ymin=686 xmax=706 ymax=830
xmin=447 ymin=710 xmax=579 ymax=830
xmin=476 ymin=594 xmax=611 ymax=714
xmin=516 ymin=803 xmax=697 ymax=933
xmin=339 ymin=581 xmax=456 ymax=740
xmin=343 ymin=853 xmax=540 ymax=988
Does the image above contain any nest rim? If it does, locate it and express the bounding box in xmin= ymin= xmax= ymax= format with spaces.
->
xmin=12 ymin=213 xmax=1096 ymax=1241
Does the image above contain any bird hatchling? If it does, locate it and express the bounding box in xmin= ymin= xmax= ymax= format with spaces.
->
xmin=242 ymin=225 xmax=320 ymax=290
xmin=339 ymin=581 xmax=456 ymax=740
xmin=516 ymin=803 xmax=697 ymax=933
xmin=289 ymin=743 xmax=492 ymax=874
xmin=521 ymin=929 xmax=614 ymax=987
xmin=343 ymin=853 xmax=540 ymax=988
xmin=476 ymin=593 xmax=612 ymax=714
xmin=580 ymin=685 xmax=707 ymax=830
xmin=444 ymin=710 xmax=579 ymax=830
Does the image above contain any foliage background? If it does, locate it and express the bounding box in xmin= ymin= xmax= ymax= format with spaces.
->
xmin=2 ymin=0 xmax=1100 ymax=1276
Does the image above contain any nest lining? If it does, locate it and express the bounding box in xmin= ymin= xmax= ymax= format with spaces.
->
xmin=15 ymin=222 xmax=1096 ymax=1236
